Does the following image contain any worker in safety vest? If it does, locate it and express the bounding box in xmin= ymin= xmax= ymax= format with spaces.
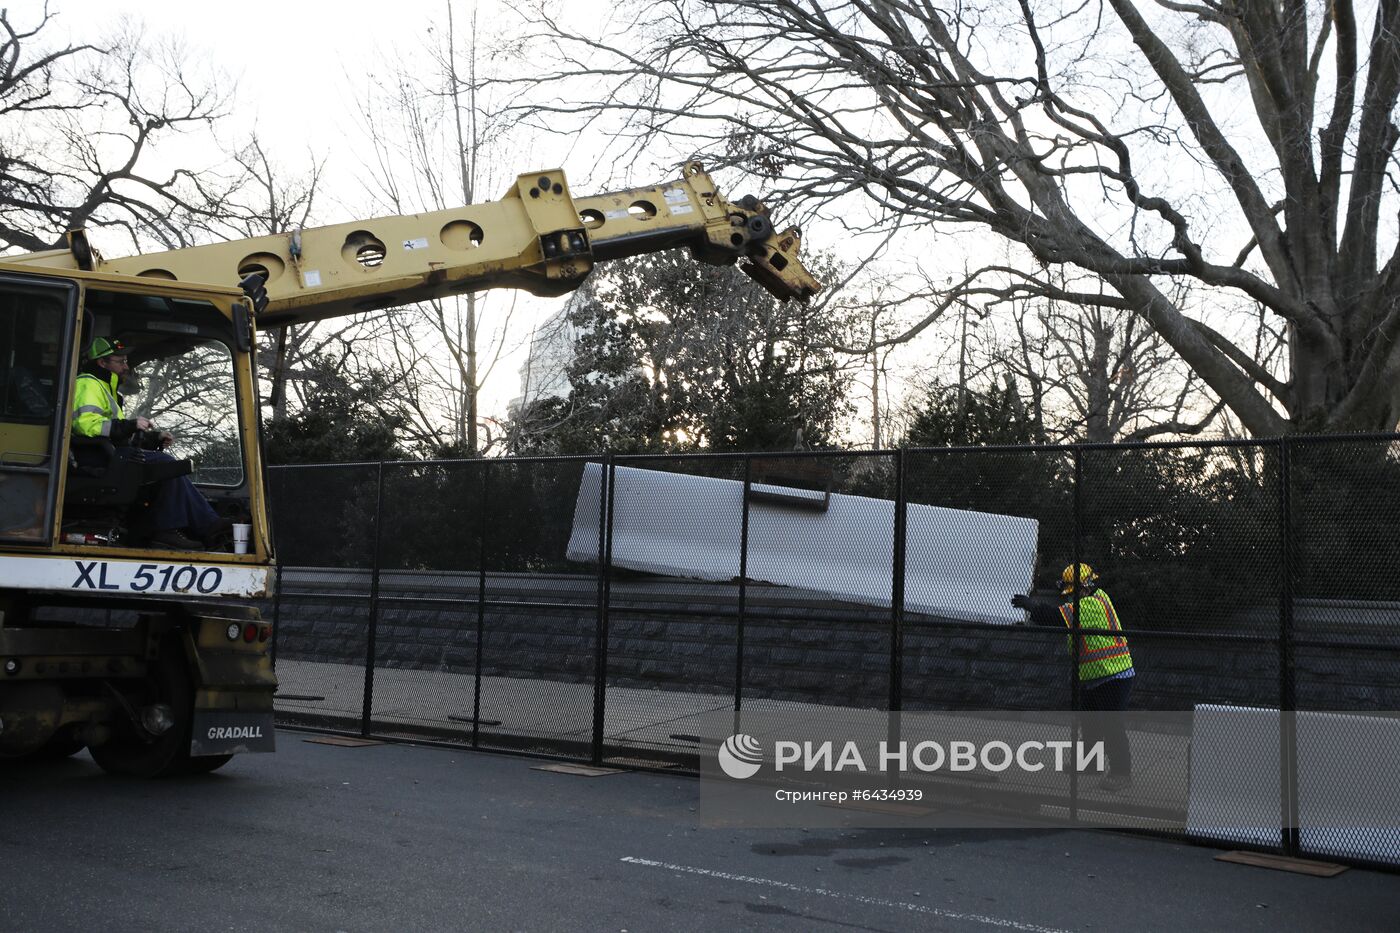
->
xmin=72 ymin=337 xmax=229 ymax=550
xmin=1012 ymin=563 xmax=1134 ymax=792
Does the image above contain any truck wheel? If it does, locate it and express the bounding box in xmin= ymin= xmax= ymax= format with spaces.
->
xmin=89 ymin=636 xmax=193 ymax=778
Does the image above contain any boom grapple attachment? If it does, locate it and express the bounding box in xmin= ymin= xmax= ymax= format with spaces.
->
xmin=739 ymin=226 xmax=820 ymax=304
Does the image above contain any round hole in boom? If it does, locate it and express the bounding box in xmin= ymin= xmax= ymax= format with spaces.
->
xmin=238 ymin=264 xmax=270 ymax=285
xmin=628 ymin=200 xmax=657 ymax=221
xmin=237 ymin=252 xmax=285 ymax=284
xmin=578 ymin=209 xmax=605 ymax=230
xmin=440 ymin=220 xmax=484 ymax=250
xmin=340 ymin=230 xmax=388 ymax=269
xmin=136 ymin=269 xmax=178 ymax=280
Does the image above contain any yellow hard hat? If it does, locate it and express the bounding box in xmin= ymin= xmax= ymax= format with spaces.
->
xmin=1060 ymin=562 xmax=1098 ymax=595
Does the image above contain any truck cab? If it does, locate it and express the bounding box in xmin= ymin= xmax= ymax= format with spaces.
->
xmin=0 ymin=264 xmax=275 ymax=776
xmin=0 ymin=265 xmax=270 ymax=563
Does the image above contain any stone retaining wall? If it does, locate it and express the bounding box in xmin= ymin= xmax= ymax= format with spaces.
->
xmin=265 ymin=568 xmax=1400 ymax=712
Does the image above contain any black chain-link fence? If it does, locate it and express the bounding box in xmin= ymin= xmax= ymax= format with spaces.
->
xmin=265 ymin=436 xmax=1400 ymax=867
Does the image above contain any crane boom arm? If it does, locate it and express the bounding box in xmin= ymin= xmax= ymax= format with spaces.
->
xmin=14 ymin=162 xmax=819 ymax=328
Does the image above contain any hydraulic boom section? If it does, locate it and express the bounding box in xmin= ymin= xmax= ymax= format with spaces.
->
xmin=19 ymin=162 xmax=819 ymax=328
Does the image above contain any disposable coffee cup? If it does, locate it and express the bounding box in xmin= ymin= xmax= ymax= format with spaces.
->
xmin=232 ymin=523 xmax=251 ymax=555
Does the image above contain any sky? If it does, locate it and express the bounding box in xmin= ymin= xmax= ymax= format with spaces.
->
xmin=85 ymin=0 xmax=444 ymax=167
xmin=27 ymin=0 xmax=1273 ymax=443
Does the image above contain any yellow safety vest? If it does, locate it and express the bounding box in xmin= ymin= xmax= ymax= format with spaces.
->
xmin=1059 ymin=589 xmax=1133 ymax=681
xmin=72 ymin=371 xmax=123 ymax=438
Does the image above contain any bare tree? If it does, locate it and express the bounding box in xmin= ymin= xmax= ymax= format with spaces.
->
xmin=218 ymin=135 xmax=327 ymax=421
xmin=830 ymin=276 xmax=911 ymax=448
xmin=0 ymin=7 xmax=354 ymax=431
xmin=351 ymin=3 xmax=524 ymax=455
xmin=0 ymin=6 xmax=249 ymax=253
xmin=1006 ymin=291 xmax=1226 ymax=443
xmin=447 ymin=2 xmax=481 ymax=455
xmin=501 ymin=0 xmax=1400 ymax=435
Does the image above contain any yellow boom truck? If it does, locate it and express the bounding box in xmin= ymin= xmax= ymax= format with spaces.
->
xmin=0 ymin=162 xmax=819 ymax=775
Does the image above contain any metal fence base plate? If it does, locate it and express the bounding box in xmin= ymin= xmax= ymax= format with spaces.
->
xmin=532 ymin=763 xmax=625 ymax=776
xmin=1215 ymin=851 xmax=1349 ymax=876
xmin=304 ymin=736 xmax=383 ymax=748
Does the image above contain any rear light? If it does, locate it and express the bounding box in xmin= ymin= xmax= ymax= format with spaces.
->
xmin=242 ymin=622 xmax=258 ymax=643
xmin=258 ymin=625 xmax=271 ymax=642
xmin=226 ymin=623 xmax=241 ymax=641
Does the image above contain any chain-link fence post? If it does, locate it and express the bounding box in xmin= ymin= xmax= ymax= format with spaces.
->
xmin=270 ymin=560 xmax=282 ymax=671
xmin=472 ymin=462 xmax=489 ymax=749
xmin=263 ymin=451 xmax=281 ymax=672
xmin=591 ymin=455 xmax=614 ymax=765
xmin=890 ymin=448 xmax=906 ymax=713
xmin=734 ymin=455 xmax=752 ymax=731
xmin=1279 ymin=435 xmax=1300 ymax=855
xmin=1070 ymin=445 xmax=1083 ymax=822
xmin=360 ymin=459 xmax=385 ymax=737
xmin=888 ymin=449 xmax=907 ymax=788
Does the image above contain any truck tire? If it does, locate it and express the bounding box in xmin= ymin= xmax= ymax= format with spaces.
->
xmin=89 ymin=636 xmax=194 ymax=778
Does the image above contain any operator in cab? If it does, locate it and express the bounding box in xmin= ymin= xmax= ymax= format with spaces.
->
xmin=72 ymin=337 xmax=230 ymax=550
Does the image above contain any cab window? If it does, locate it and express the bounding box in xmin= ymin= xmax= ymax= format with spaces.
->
xmin=0 ymin=275 xmax=76 ymax=544
xmin=84 ymin=290 xmax=244 ymax=488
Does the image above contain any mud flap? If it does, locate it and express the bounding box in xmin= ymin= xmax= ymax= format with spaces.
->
xmin=189 ymin=710 xmax=276 ymax=756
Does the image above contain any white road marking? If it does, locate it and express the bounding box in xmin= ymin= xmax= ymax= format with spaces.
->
xmin=619 ymin=856 xmax=1075 ymax=933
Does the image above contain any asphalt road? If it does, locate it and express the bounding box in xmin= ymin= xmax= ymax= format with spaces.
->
xmin=2 ymin=733 xmax=1396 ymax=932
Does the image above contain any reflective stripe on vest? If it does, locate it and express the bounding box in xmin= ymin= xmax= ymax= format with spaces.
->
xmin=1059 ymin=590 xmax=1133 ymax=681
